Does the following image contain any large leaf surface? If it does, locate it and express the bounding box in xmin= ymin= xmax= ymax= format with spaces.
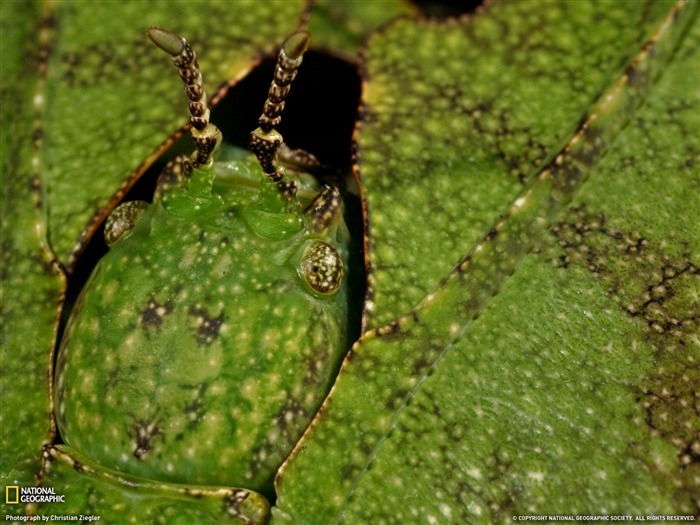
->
xmin=358 ymin=0 xmax=686 ymax=328
xmin=273 ymin=1 xmax=699 ymax=522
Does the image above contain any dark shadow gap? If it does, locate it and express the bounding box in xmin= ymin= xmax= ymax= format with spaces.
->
xmin=411 ymin=0 xmax=484 ymax=18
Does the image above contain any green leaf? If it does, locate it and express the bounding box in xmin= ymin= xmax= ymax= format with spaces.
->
xmin=358 ymin=0 xmax=689 ymax=329
xmin=1 ymin=0 xmax=65 ymax=504
xmin=308 ymin=0 xmax=417 ymax=58
xmin=273 ymin=1 xmax=699 ymax=522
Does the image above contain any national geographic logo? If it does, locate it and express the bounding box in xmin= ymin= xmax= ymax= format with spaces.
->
xmin=5 ymin=486 xmax=18 ymax=504
xmin=5 ymin=485 xmax=65 ymax=504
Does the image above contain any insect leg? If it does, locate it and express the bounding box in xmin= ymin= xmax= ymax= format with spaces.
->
xmin=305 ymin=186 xmax=342 ymax=234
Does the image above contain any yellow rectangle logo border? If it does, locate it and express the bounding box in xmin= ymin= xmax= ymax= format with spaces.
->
xmin=5 ymin=485 xmax=19 ymax=504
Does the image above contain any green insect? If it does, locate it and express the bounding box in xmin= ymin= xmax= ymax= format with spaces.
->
xmin=54 ymin=27 xmax=358 ymax=499
xmin=2 ymin=2 xmax=699 ymax=524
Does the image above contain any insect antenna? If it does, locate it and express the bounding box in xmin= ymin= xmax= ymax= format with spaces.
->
xmin=147 ymin=27 xmax=222 ymax=169
xmin=249 ymin=31 xmax=311 ymax=199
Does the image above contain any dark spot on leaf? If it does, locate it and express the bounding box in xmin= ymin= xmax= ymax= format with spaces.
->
xmin=141 ymin=298 xmax=174 ymax=331
xmin=376 ymin=321 xmax=401 ymax=337
xmin=549 ymin=204 xmax=700 ymax=490
xmin=32 ymin=126 xmax=43 ymax=146
xmin=224 ymin=489 xmax=249 ymax=519
xmin=131 ymin=418 xmax=163 ymax=460
xmin=187 ymin=305 xmax=224 ymax=345
xmin=181 ymin=383 xmax=208 ymax=430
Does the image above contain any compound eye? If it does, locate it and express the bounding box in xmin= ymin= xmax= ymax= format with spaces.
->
xmin=300 ymin=241 xmax=344 ymax=295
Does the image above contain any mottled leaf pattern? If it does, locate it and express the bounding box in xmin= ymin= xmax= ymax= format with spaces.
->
xmin=273 ymin=1 xmax=699 ymax=523
xmin=357 ymin=0 xmax=685 ymax=328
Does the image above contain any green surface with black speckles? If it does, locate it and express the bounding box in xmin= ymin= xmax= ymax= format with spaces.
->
xmin=357 ymin=0 xmax=681 ymax=329
xmin=273 ymin=1 xmax=699 ymax=523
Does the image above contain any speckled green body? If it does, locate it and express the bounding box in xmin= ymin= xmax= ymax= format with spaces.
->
xmin=55 ymin=146 xmax=355 ymax=496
